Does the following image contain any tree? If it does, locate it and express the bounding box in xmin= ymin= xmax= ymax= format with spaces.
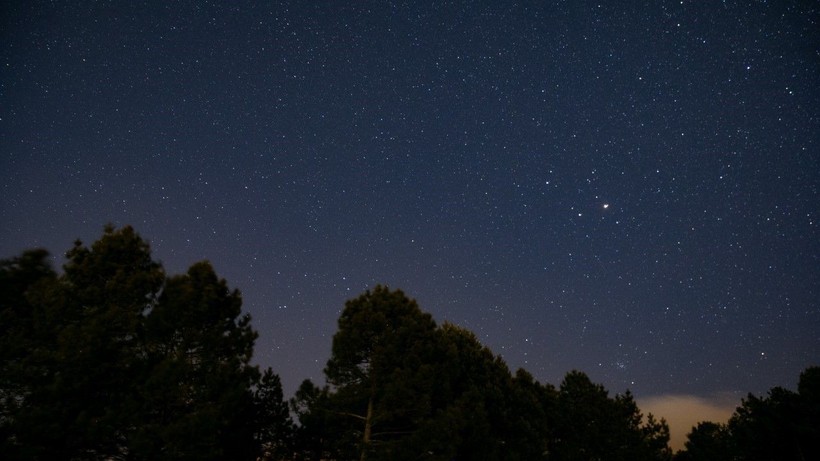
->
xmin=390 ymin=322 xmax=506 ymax=461
xmin=134 ymin=261 xmax=261 ymax=460
xmin=416 ymin=322 xmax=553 ymax=461
xmin=9 ymin=225 xmax=166 ymax=460
xmin=450 ymin=326 xmax=561 ymax=460
xmin=324 ymin=285 xmax=440 ymax=461
xmin=314 ymin=287 xmax=670 ymax=460
xmin=291 ymin=379 xmax=358 ymax=461
xmin=253 ymin=368 xmax=294 ymax=460
xmin=642 ymin=412 xmax=673 ymax=461
xmin=0 ymin=249 xmax=57 ymax=459
xmin=797 ymin=367 xmax=820 ymax=461
xmin=729 ymin=385 xmax=809 ymax=461
xmin=673 ymin=422 xmax=732 ymax=461
xmin=1 ymin=226 xmax=292 ymax=460
xmin=549 ymin=370 xmax=671 ymax=461
xmin=506 ymin=368 xmax=557 ymax=460
xmin=551 ymin=370 xmax=614 ymax=461
xmin=675 ymin=366 xmax=820 ymax=461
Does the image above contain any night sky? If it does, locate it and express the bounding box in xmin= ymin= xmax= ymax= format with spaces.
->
xmin=1 ymin=0 xmax=818 ymax=445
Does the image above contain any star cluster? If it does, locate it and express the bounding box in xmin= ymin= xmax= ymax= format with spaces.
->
xmin=1 ymin=1 xmax=817 ymax=402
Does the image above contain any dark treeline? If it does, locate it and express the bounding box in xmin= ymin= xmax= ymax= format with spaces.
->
xmin=673 ymin=366 xmax=820 ymax=461
xmin=0 ymin=226 xmax=816 ymax=460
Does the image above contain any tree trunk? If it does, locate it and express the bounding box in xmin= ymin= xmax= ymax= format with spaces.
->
xmin=360 ymin=395 xmax=374 ymax=461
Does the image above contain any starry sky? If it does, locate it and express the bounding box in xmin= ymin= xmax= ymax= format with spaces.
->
xmin=1 ymin=0 xmax=818 ymax=432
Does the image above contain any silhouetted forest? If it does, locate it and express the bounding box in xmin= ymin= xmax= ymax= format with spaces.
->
xmin=1 ymin=226 xmax=817 ymax=460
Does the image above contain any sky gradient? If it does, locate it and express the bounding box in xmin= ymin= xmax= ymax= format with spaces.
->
xmin=2 ymin=1 xmax=818 ymax=441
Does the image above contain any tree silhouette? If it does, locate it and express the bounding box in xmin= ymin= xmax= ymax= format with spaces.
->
xmin=0 ymin=225 xmax=291 ymax=460
xmin=674 ymin=422 xmax=732 ymax=461
xmin=19 ymin=225 xmax=165 ymax=459
xmin=314 ymin=288 xmax=671 ymax=460
xmin=0 ymin=249 xmax=57 ymax=459
xmin=676 ymin=366 xmax=820 ymax=461
xmin=550 ymin=370 xmax=671 ymax=461
xmin=6 ymin=226 xmax=754 ymax=460
xmin=324 ymin=285 xmax=440 ymax=461
xmin=134 ymin=260 xmax=261 ymax=460
xmin=419 ymin=323 xmax=556 ymax=461
xmin=253 ymin=368 xmax=295 ymax=460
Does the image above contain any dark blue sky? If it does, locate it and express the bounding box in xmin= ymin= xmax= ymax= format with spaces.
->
xmin=2 ymin=0 xmax=817 ymax=405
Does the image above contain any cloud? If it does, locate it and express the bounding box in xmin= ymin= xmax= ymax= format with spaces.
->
xmin=639 ymin=394 xmax=738 ymax=452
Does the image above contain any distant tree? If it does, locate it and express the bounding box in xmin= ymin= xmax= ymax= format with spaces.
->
xmin=675 ymin=366 xmax=820 ymax=461
xmin=290 ymin=379 xmax=325 ymax=460
xmin=291 ymin=379 xmax=358 ymax=461
xmin=253 ymin=368 xmax=295 ymax=460
xmin=673 ymin=421 xmax=732 ymax=461
xmin=549 ymin=370 xmax=671 ymax=461
xmin=643 ymin=412 xmax=673 ymax=461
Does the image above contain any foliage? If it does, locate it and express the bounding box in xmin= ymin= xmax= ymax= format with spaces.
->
xmin=307 ymin=286 xmax=671 ymax=461
xmin=253 ymin=369 xmax=295 ymax=460
xmin=549 ymin=371 xmax=671 ymax=461
xmin=0 ymin=225 xmax=291 ymax=460
xmin=4 ymin=225 xmax=167 ymax=459
xmin=4 ymin=225 xmax=814 ymax=460
xmin=322 ymin=286 xmax=441 ymax=460
xmin=675 ymin=366 xmax=820 ymax=461
xmin=674 ymin=422 xmax=732 ymax=461
xmin=418 ymin=323 xmax=555 ymax=461
xmin=291 ymin=379 xmax=359 ymax=461
xmin=0 ymin=249 xmax=57 ymax=459
xmin=133 ymin=260 xmax=262 ymax=460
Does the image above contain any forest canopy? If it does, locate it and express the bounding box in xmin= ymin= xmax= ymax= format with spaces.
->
xmin=1 ymin=225 xmax=816 ymax=460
